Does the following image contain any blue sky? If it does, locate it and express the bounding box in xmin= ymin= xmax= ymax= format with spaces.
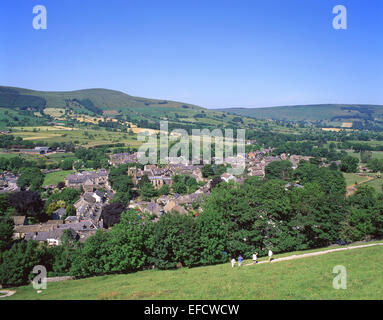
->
xmin=0 ymin=0 xmax=382 ymax=108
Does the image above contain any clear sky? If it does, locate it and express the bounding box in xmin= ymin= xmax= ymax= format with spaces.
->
xmin=0 ymin=0 xmax=382 ymax=108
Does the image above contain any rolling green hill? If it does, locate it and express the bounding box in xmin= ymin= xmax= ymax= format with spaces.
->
xmin=5 ymin=85 xmax=383 ymax=131
xmin=0 ymin=86 xmax=260 ymax=130
xmin=5 ymin=243 xmax=383 ymax=300
xmin=0 ymin=86 xmax=202 ymax=111
xmin=218 ymin=104 xmax=383 ymax=123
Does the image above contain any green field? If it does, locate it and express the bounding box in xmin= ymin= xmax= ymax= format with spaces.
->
xmin=343 ymin=173 xmax=372 ymax=187
xmin=348 ymin=140 xmax=383 ymax=148
xmin=360 ymin=177 xmax=383 ymax=193
xmin=11 ymin=127 xmax=142 ymax=148
xmin=342 ymin=171 xmax=383 ymax=193
xmin=5 ymin=244 xmax=383 ymax=300
xmin=43 ymin=170 xmax=74 ymax=186
xmin=371 ymin=151 xmax=383 ymax=160
xmin=345 ymin=150 xmax=362 ymax=160
xmin=344 ymin=151 xmax=383 ymax=165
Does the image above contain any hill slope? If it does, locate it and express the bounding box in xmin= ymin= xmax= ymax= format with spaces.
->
xmin=0 ymin=86 xmax=258 ymax=129
xmin=6 ymin=244 xmax=383 ymax=300
xmin=0 ymin=86 xmax=203 ymax=111
xmin=218 ymin=104 xmax=383 ymax=123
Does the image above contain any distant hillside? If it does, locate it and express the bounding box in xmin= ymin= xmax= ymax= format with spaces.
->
xmin=0 ymin=86 xmax=256 ymax=130
xmin=0 ymin=86 xmax=203 ymax=113
xmin=218 ymin=104 xmax=383 ymax=123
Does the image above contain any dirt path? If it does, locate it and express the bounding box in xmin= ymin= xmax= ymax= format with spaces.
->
xmin=346 ymin=175 xmax=375 ymax=197
xmin=0 ymin=290 xmax=16 ymax=298
xmin=244 ymin=243 xmax=383 ymax=266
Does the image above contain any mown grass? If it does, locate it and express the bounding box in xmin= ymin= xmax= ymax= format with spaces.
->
xmin=43 ymin=170 xmax=74 ymax=186
xmin=5 ymin=245 xmax=383 ymax=300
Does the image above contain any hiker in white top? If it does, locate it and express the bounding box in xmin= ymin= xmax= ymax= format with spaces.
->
xmin=268 ymin=249 xmax=273 ymax=262
xmin=231 ymin=258 xmax=236 ymax=268
xmin=252 ymin=252 xmax=258 ymax=264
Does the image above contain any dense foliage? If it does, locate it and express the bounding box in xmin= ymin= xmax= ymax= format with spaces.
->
xmin=16 ymin=167 xmax=45 ymax=191
xmin=8 ymin=191 xmax=44 ymax=221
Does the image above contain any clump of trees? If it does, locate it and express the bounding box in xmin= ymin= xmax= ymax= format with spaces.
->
xmin=367 ymin=158 xmax=383 ymax=172
xmin=16 ymin=167 xmax=45 ymax=191
xmin=74 ymin=146 xmax=110 ymax=169
xmin=265 ymin=160 xmax=293 ymax=180
xmin=201 ymin=164 xmax=227 ymax=179
xmin=340 ymin=185 xmax=383 ymax=242
xmin=340 ymin=155 xmax=359 ymax=173
xmin=109 ymin=164 xmax=138 ymax=205
xmin=9 ymin=191 xmax=44 ymax=222
xmin=44 ymin=188 xmax=81 ymax=218
xmin=172 ymin=175 xmax=198 ymax=195
xmin=100 ymin=202 xmax=126 ymax=228
xmin=70 ymin=210 xmax=151 ymax=277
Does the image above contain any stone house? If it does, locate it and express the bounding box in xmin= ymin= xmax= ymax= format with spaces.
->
xmin=289 ymin=155 xmax=312 ymax=169
xmin=12 ymin=216 xmax=28 ymax=226
xmin=148 ymin=176 xmax=172 ymax=189
xmin=65 ymin=169 xmax=109 ymax=190
xmin=108 ymin=152 xmax=137 ymax=166
xmin=56 ymin=220 xmax=98 ymax=242
xmin=142 ymin=202 xmax=164 ymax=219
xmin=74 ymin=192 xmax=104 ymax=225
xmin=164 ymin=200 xmax=177 ymax=213
xmin=13 ymin=224 xmax=55 ymax=240
xmin=24 ymin=228 xmax=78 ymax=246
xmin=221 ymin=173 xmax=236 ymax=183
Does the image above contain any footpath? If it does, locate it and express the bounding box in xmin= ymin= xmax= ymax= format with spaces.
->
xmin=244 ymin=242 xmax=383 ymax=266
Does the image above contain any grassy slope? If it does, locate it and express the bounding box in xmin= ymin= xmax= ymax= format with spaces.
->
xmin=0 ymin=86 xmax=202 ymax=111
xmin=6 ymin=245 xmax=383 ymax=300
xmin=219 ymin=104 xmax=383 ymax=121
xmin=0 ymin=85 xmax=261 ymax=129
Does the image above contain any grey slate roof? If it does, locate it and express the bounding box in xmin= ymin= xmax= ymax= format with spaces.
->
xmin=25 ymin=228 xmax=78 ymax=242
xmin=51 ymin=208 xmax=66 ymax=220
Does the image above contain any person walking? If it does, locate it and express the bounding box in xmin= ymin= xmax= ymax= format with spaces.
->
xmin=231 ymin=258 xmax=236 ymax=268
xmin=268 ymin=249 xmax=273 ymax=262
xmin=238 ymin=255 xmax=243 ymax=267
xmin=252 ymin=252 xmax=258 ymax=264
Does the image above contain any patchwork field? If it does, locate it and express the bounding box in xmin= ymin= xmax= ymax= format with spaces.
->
xmin=5 ymin=244 xmax=383 ymax=300
xmin=10 ymin=127 xmax=143 ymax=148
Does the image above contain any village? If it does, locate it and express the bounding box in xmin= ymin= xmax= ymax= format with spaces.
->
xmin=5 ymin=146 xmax=317 ymax=248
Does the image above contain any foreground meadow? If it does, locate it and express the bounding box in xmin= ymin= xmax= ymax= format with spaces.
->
xmin=5 ymin=245 xmax=383 ymax=300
